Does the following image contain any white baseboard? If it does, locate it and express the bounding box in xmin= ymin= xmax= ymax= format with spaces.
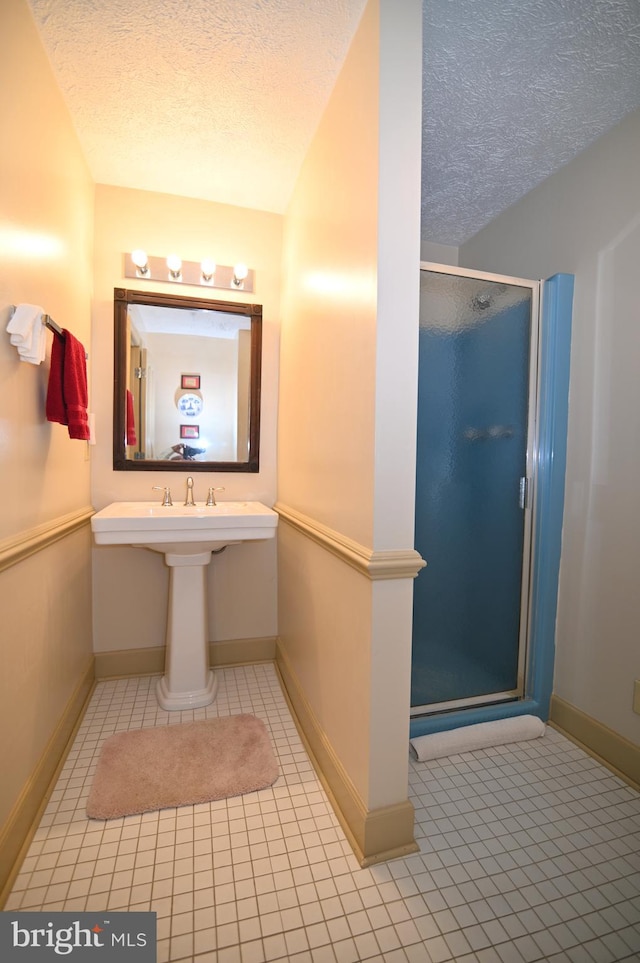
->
xmin=276 ymin=641 xmax=417 ymax=867
xmin=0 ymin=658 xmax=95 ymax=905
xmin=550 ymin=694 xmax=640 ymax=789
xmin=94 ymin=636 xmax=278 ymax=680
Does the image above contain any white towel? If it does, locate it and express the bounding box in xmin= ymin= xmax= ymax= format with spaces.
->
xmin=6 ymin=303 xmax=46 ymax=364
xmin=410 ymin=715 xmax=546 ymax=762
xmin=7 ymin=303 xmax=42 ymax=343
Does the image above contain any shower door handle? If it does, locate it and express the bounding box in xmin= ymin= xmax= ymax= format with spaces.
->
xmin=519 ymin=476 xmax=530 ymax=510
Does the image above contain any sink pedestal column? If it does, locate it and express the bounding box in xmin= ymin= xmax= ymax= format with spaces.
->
xmin=156 ymin=550 xmax=219 ymax=710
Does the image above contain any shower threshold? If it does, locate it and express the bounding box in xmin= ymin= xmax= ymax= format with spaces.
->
xmin=410 ymin=688 xmax=520 ymax=717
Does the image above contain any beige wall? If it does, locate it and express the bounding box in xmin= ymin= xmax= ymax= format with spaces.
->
xmin=461 ymin=108 xmax=640 ymax=747
xmin=91 ymin=186 xmax=282 ymax=653
xmin=0 ymin=0 xmax=94 ymax=890
xmin=277 ymin=7 xmax=379 ymax=546
xmin=277 ymin=0 xmax=423 ymax=850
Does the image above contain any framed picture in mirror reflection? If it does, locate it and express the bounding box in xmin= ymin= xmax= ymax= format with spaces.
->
xmin=181 ymin=374 xmax=200 ymax=389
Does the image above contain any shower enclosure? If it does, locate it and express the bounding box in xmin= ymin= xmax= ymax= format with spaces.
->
xmin=411 ymin=264 xmax=573 ymax=732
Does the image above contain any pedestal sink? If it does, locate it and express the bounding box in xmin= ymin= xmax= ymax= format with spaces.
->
xmin=91 ymin=501 xmax=278 ymax=710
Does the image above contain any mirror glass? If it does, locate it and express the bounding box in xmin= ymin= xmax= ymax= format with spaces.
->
xmin=113 ymin=287 xmax=262 ymax=471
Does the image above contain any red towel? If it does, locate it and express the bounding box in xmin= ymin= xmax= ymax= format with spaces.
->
xmin=126 ymin=389 xmax=137 ymax=446
xmin=46 ymin=330 xmax=90 ymax=440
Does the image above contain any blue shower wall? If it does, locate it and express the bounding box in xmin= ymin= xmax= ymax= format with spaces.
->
xmin=411 ymin=273 xmax=574 ymax=739
xmin=412 ymin=299 xmax=531 ymax=707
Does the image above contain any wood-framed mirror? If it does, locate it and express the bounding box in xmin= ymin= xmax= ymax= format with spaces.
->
xmin=113 ymin=287 xmax=262 ymax=472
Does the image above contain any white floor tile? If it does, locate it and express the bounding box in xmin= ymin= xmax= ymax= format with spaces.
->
xmin=6 ymin=665 xmax=640 ymax=962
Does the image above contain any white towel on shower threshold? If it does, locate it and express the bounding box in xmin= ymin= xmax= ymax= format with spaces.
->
xmin=410 ymin=715 xmax=546 ymax=762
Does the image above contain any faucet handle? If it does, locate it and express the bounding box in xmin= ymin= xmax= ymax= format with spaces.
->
xmin=152 ymin=486 xmax=173 ymax=506
xmin=206 ymin=486 xmax=225 ymax=507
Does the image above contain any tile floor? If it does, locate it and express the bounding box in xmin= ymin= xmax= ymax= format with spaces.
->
xmin=5 ymin=664 xmax=640 ymax=962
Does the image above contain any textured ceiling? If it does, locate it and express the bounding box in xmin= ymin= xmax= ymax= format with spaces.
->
xmin=26 ymin=0 xmax=367 ymax=213
xmin=423 ymin=0 xmax=640 ymax=245
xmin=27 ymin=0 xmax=640 ymax=247
xmin=129 ymin=305 xmax=249 ymax=339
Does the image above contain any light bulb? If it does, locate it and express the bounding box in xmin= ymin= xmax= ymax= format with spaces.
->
xmin=232 ymin=263 xmax=248 ymax=286
xmin=131 ymin=249 xmax=148 ymax=275
xmin=166 ymin=254 xmax=182 ymax=280
xmin=201 ymin=259 xmax=216 ymax=282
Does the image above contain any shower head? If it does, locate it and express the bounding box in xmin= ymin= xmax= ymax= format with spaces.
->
xmin=471 ymin=283 xmax=507 ymax=312
xmin=472 ymin=293 xmax=492 ymax=311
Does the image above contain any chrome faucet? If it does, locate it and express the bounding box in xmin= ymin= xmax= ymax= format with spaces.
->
xmin=206 ymin=486 xmax=225 ymax=506
xmin=184 ymin=476 xmax=196 ymax=506
xmin=152 ymin=485 xmax=172 ymax=506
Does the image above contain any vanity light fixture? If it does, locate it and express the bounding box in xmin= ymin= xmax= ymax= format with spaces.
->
xmin=131 ymin=249 xmax=149 ymax=277
xmin=124 ymin=252 xmax=254 ymax=293
xmin=166 ymin=254 xmax=182 ymax=281
xmin=232 ymin=263 xmax=249 ymax=288
xmin=200 ymin=259 xmax=216 ymax=283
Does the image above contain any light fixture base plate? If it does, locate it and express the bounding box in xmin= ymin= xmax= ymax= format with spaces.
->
xmin=124 ymin=253 xmax=254 ymax=293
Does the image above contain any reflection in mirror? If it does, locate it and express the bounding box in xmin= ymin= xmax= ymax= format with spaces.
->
xmin=113 ymin=288 xmax=262 ymax=471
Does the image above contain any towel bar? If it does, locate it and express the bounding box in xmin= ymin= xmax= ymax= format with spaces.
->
xmin=42 ymin=314 xmax=64 ymax=337
xmin=42 ymin=315 xmax=88 ymax=359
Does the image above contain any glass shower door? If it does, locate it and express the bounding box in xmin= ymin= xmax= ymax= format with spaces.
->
xmin=411 ymin=265 xmax=539 ymax=714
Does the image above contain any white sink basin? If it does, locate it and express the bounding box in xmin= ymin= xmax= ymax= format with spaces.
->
xmin=91 ymin=500 xmax=278 ymax=711
xmin=91 ymin=500 xmax=278 ymax=555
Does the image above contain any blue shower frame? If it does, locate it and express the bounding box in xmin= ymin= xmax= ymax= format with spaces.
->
xmin=410 ymin=273 xmax=574 ymax=739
